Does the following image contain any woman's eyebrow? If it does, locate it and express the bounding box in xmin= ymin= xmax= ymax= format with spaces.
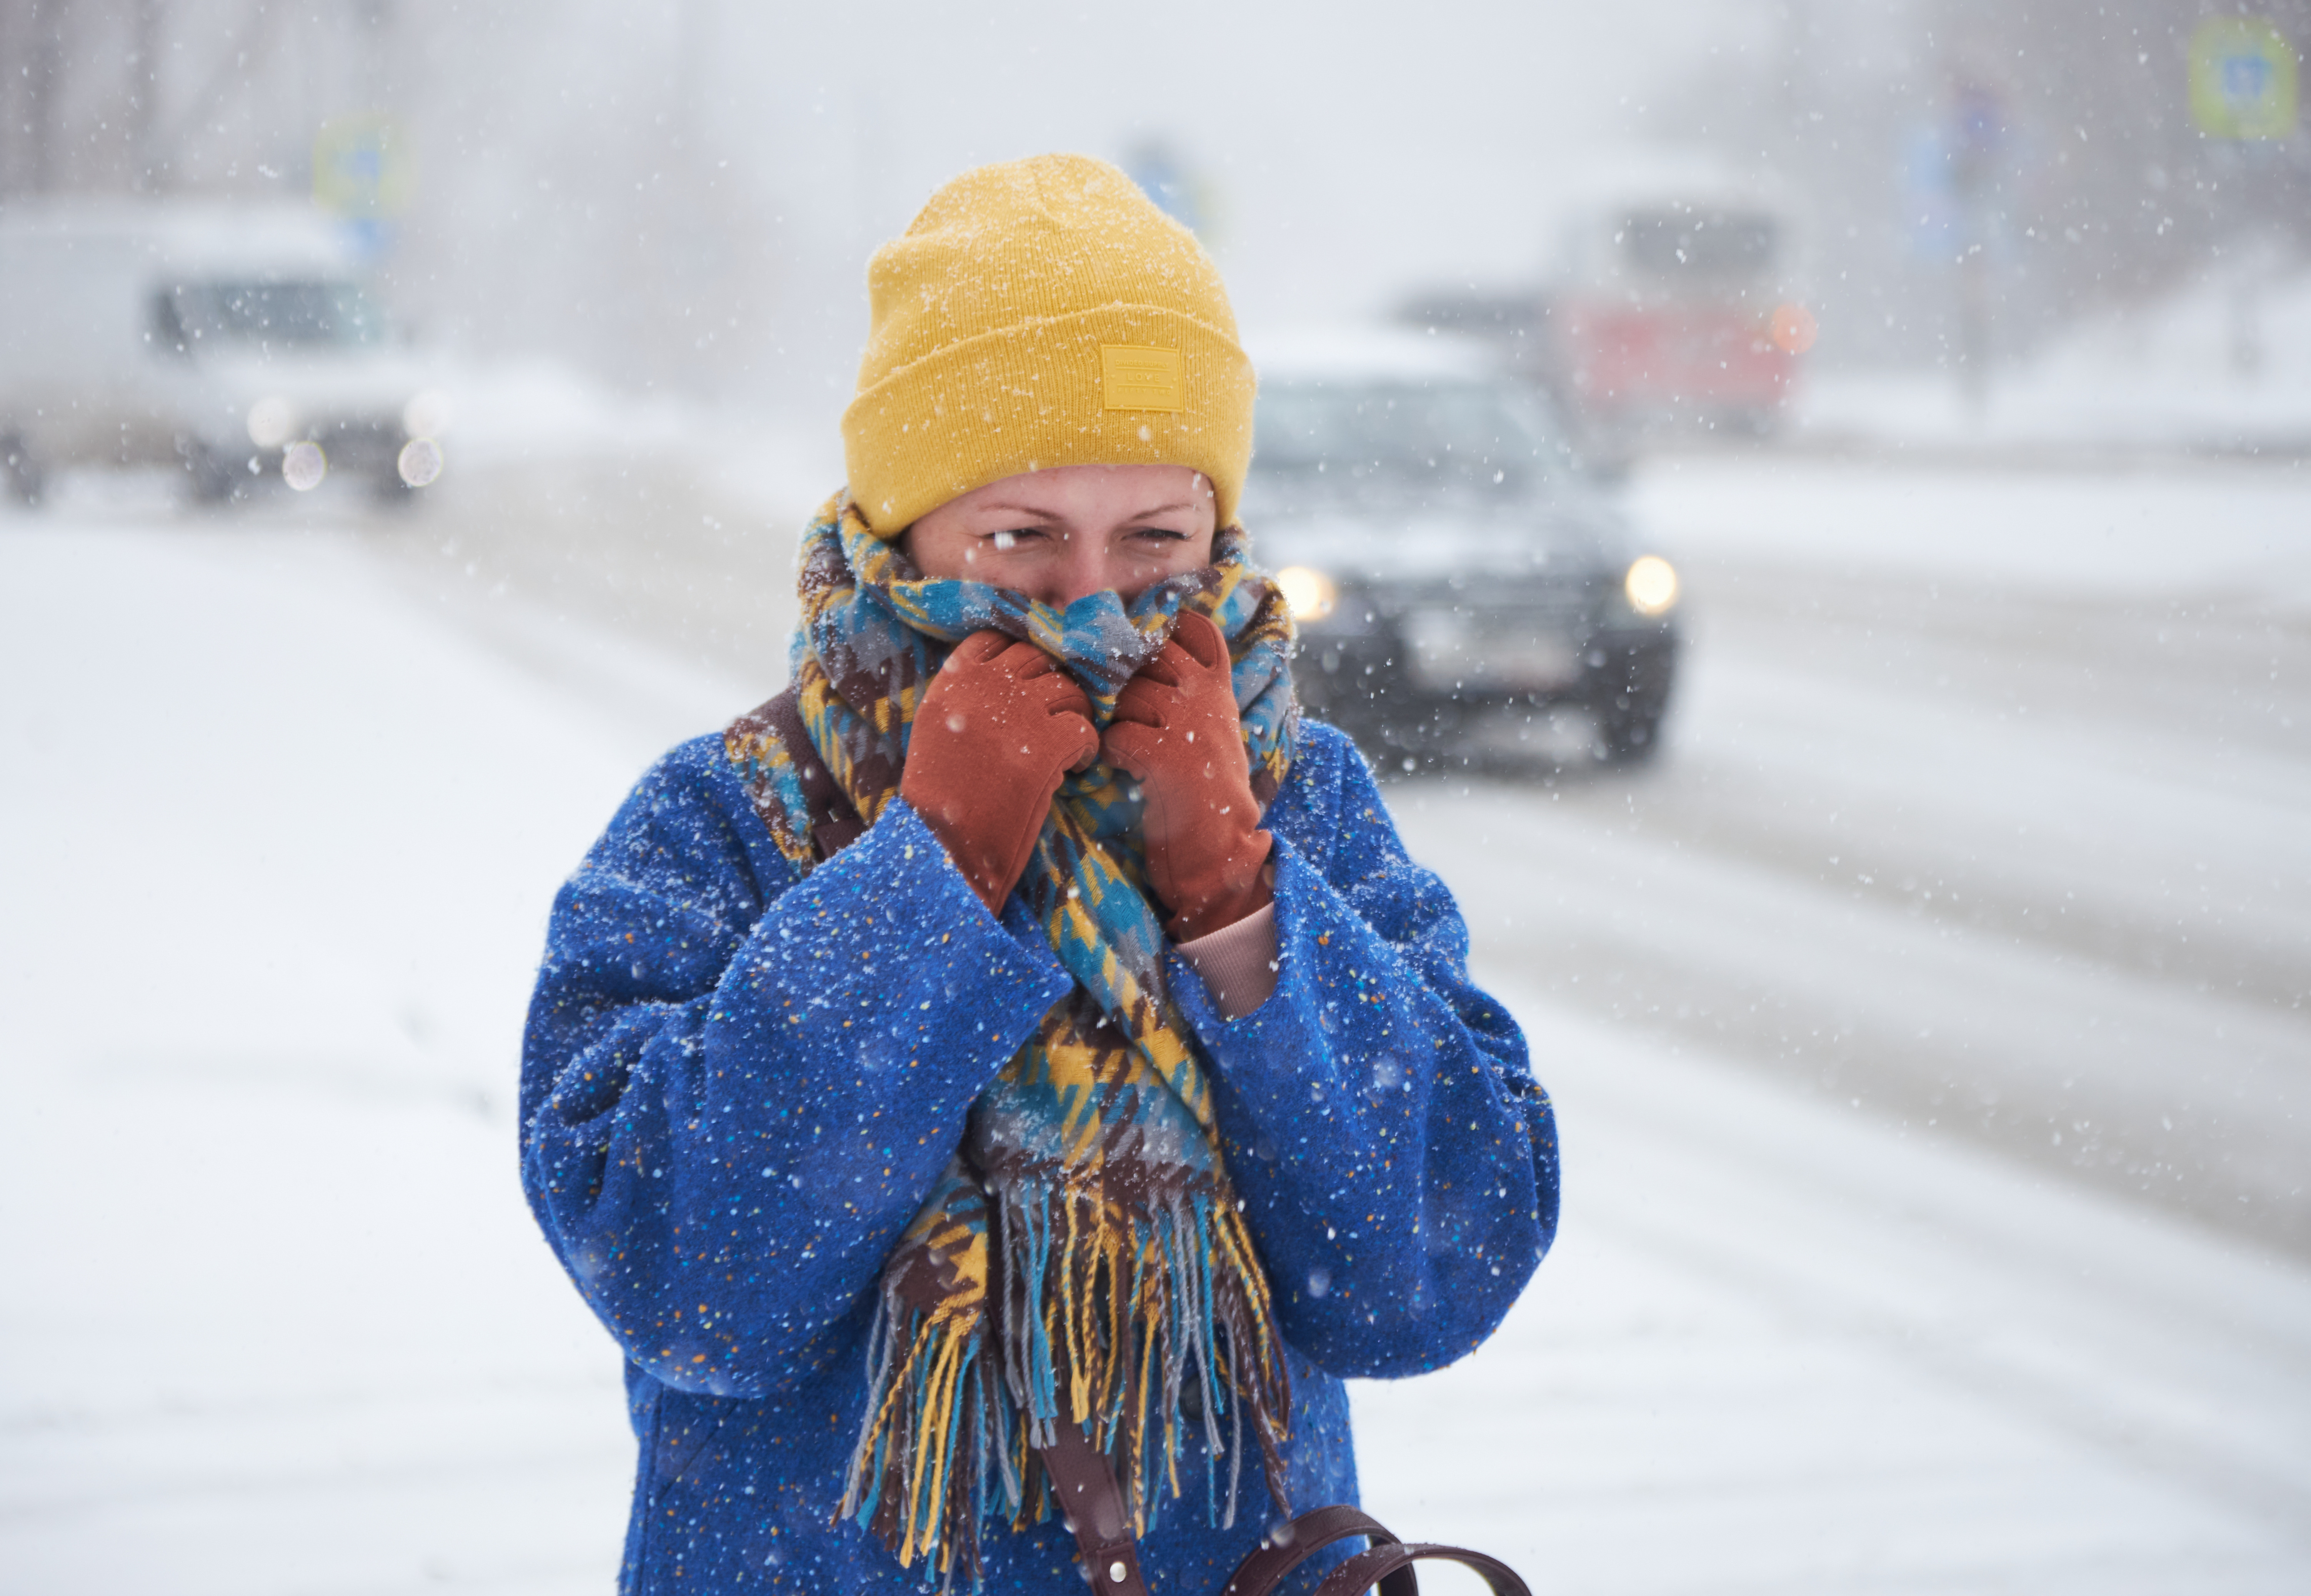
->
xmin=968 ymin=501 xmax=1198 ymax=522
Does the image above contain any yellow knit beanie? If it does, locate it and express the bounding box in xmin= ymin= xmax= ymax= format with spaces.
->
xmin=842 ymin=153 xmax=1256 ymax=540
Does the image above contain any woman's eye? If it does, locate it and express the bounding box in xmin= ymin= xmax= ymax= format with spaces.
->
xmin=1129 ymin=527 xmax=1188 ymax=547
xmin=986 ymin=528 xmax=1044 ymax=552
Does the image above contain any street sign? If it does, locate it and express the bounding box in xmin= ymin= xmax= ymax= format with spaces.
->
xmin=1122 ymin=140 xmax=1209 ymax=236
xmin=312 ymin=115 xmax=413 ymax=219
xmin=2189 ymin=18 xmax=2299 ymax=140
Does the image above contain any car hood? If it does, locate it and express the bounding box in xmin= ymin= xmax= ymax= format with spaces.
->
xmin=1244 ymin=497 xmax=1628 ymax=587
xmin=192 ymin=347 xmax=440 ymax=418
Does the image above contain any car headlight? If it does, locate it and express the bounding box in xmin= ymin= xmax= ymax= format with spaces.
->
xmin=281 ymin=440 xmax=328 ymax=491
xmin=1624 ymin=555 xmax=1678 ymax=618
xmin=245 ymin=397 xmax=298 ymax=449
xmin=1275 ymin=565 xmax=1338 ymax=623
xmin=397 ymin=438 xmax=445 ymax=488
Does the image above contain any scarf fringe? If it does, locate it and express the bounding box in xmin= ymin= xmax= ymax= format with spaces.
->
xmin=839 ymin=1179 xmax=1291 ymax=1590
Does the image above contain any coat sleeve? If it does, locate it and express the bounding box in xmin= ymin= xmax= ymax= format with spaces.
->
xmin=519 ymin=738 xmax=1074 ymax=1400
xmin=1166 ymin=724 xmax=1558 ymax=1379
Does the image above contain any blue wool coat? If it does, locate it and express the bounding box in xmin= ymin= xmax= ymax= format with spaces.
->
xmin=520 ymin=718 xmax=1558 ymax=1594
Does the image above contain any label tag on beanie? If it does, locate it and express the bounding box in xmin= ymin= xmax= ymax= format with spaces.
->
xmin=1100 ymin=345 xmax=1184 ymax=413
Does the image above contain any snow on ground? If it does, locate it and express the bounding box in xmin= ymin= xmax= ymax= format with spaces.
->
xmin=1495 ymin=456 xmax=2311 ymax=1250
xmin=1794 ymin=260 xmax=2311 ymax=457
xmin=1631 ymin=452 xmax=2311 ymax=607
xmin=414 ymin=355 xmax=840 ymax=502
xmin=0 ymin=518 xmax=734 ymax=1593
xmin=4 ymin=483 xmax=2308 ymax=1593
xmin=1356 ymin=995 xmax=2311 ymax=1596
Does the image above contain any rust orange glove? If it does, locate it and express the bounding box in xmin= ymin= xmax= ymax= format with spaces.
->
xmin=1102 ymin=611 xmax=1274 ymax=942
xmin=901 ymin=630 xmax=1100 ymax=912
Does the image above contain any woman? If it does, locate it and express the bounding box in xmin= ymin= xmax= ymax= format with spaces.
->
xmin=520 ymin=154 xmax=1558 ymax=1595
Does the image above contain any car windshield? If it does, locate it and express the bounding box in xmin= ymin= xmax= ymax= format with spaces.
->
xmin=165 ymin=279 xmax=390 ymax=348
xmin=1620 ymin=209 xmax=1779 ymax=280
xmin=1252 ymin=379 xmax=1571 ymax=503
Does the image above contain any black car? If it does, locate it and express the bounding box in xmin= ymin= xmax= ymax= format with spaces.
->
xmin=1245 ymin=334 xmax=1681 ymax=768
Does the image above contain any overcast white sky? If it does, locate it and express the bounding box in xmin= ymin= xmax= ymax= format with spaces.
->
xmin=721 ymin=0 xmax=1773 ymax=324
xmin=405 ymin=0 xmax=1786 ymax=394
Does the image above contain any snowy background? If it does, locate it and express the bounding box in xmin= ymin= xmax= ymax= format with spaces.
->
xmin=6 ymin=0 xmax=2311 ymax=1592
xmin=5 ymin=377 xmax=2308 ymax=1593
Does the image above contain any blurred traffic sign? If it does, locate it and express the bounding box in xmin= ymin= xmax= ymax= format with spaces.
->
xmin=313 ymin=115 xmax=413 ymax=219
xmin=2189 ymin=18 xmax=2298 ymax=139
xmin=1123 ymin=139 xmax=1211 ymax=237
xmin=1948 ymin=78 xmax=2008 ymax=185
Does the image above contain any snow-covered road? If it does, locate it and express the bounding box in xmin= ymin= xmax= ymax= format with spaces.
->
xmin=1434 ymin=456 xmax=2311 ymax=1251
xmin=3 ymin=453 xmax=2308 ymax=1594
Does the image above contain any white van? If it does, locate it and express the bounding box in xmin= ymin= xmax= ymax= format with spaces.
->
xmin=0 ymin=199 xmax=447 ymax=506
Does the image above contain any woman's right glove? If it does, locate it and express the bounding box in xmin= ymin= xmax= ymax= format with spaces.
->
xmin=900 ymin=629 xmax=1100 ymax=912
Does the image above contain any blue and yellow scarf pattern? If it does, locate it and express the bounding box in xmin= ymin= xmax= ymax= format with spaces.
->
xmin=726 ymin=496 xmax=1299 ymax=1588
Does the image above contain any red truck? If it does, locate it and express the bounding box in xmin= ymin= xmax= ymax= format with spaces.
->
xmin=1545 ymin=164 xmax=1813 ymax=453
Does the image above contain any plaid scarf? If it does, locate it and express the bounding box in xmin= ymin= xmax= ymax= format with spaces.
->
xmin=725 ymin=496 xmax=1300 ymax=1588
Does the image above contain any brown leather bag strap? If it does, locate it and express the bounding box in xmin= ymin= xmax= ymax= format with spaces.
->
xmin=760 ymin=683 xmax=865 ymax=859
xmin=1035 ymin=1431 xmax=1533 ymax=1596
xmin=1036 ymin=1424 xmax=1150 ymax=1596
xmin=1307 ymin=1539 xmax=1532 ymax=1596
xmin=1219 ymin=1504 xmax=1402 ymax=1596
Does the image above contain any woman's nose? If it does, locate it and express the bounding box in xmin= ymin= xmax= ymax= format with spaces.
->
xmin=1040 ymin=535 xmax=1117 ymax=608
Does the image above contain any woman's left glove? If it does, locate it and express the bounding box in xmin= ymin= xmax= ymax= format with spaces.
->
xmin=1103 ymin=611 xmax=1274 ymax=942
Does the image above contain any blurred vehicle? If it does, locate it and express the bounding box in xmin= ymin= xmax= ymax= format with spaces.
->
xmin=1398 ymin=157 xmax=1811 ymax=465
xmin=1247 ymin=331 xmax=1681 ymax=768
xmin=1544 ymin=159 xmax=1809 ymax=452
xmin=0 ymin=200 xmax=449 ymax=506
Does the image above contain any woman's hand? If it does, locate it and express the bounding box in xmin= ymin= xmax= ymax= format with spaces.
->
xmin=901 ymin=630 xmax=1100 ymax=912
xmin=1103 ymin=611 xmax=1274 ymax=941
